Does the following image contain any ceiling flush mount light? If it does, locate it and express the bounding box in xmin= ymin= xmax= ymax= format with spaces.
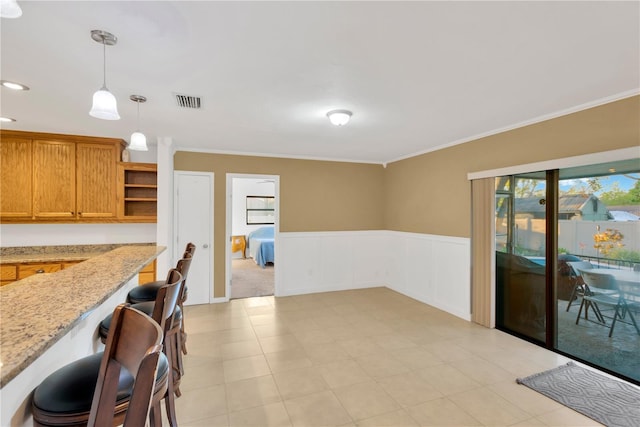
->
xmin=128 ymin=95 xmax=148 ymax=151
xmin=0 ymin=0 xmax=22 ymax=18
xmin=327 ymin=109 xmax=352 ymax=126
xmin=1 ymin=80 xmax=29 ymax=91
xmin=89 ymin=29 xmax=120 ymax=120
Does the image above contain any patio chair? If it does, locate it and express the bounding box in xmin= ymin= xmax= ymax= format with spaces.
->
xmin=576 ymin=270 xmax=638 ymax=337
xmin=565 ymin=261 xmax=597 ymax=316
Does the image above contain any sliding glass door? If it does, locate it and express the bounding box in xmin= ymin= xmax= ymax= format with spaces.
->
xmin=555 ymin=161 xmax=640 ymax=383
xmin=495 ymin=173 xmax=547 ymax=343
xmin=495 ymin=158 xmax=640 ymax=384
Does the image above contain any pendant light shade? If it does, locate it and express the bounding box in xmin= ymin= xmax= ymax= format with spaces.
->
xmin=89 ymin=30 xmax=120 ymax=120
xmin=90 ymin=88 xmax=120 ymax=120
xmin=129 ymin=131 xmax=147 ymax=151
xmin=0 ymin=0 xmax=22 ymax=18
xmin=128 ymin=95 xmax=148 ymax=151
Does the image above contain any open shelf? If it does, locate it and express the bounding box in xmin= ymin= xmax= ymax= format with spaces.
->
xmin=117 ymin=162 xmax=157 ymax=221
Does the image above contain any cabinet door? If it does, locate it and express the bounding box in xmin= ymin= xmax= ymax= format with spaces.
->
xmin=77 ymin=143 xmax=117 ymax=218
xmin=0 ymin=138 xmax=33 ymax=218
xmin=1 ymin=264 xmax=17 ymax=286
xmin=33 ymin=140 xmax=76 ymax=219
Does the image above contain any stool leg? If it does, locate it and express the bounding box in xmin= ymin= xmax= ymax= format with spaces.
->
xmin=164 ymin=335 xmax=179 ymax=427
xmin=149 ymin=400 xmax=162 ymax=427
xmin=179 ymin=299 xmax=188 ymax=355
xmin=172 ymin=328 xmax=183 ymax=398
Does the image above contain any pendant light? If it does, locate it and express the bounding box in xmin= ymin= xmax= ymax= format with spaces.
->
xmin=89 ymin=30 xmax=120 ymax=120
xmin=0 ymin=0 xmax=22 ymax=18
xmin=128 ymin=95 xmax=148 ymax=151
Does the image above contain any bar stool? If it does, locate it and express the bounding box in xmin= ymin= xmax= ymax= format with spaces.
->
xmin=32 ymin=296 xmax=174 ymax=427
xmin=117 ymin=256 xmax=192 ymax=398
xmin=97 ymin=268 xmax=184 ymax=426
xmin=129 ymin=242 xmax=195 ymax=357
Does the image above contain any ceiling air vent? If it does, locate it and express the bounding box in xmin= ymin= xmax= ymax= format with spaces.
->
xmin=174 ymin=93 xmax=202 ymax=109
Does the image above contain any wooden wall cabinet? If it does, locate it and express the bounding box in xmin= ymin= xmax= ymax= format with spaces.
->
xmin=77 ymin=143 xmax=118 ymax=219
xmin=0 ymin=130 xmax=125 ymax=223
xmin=117 ymin=162 xmax=158 ymax=222
xmin=0 ymin=138 xmax=33 ymax=218
xmin=33 ymin=140 xmax=76 ymax=219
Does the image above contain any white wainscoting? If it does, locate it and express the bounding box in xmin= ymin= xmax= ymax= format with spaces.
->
xmin=386 ymin=231 xmax=471 ymax=321
xmin=277 ymin=230 xmax=471 ymax=321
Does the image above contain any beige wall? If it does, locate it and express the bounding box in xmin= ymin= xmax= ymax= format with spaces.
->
xmin=175 ymin=95 xmax=639 ymax=298
xmin=173 ymin=153 xmax=385 ymax=297
xmin=384 ymin=95 xmax=640 ymax=237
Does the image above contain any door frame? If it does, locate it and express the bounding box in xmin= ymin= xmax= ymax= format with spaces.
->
xmin=226 ymin=173 xmax=280 ymax=300
xmin=173 ymin=170 xmax=214 ymax=304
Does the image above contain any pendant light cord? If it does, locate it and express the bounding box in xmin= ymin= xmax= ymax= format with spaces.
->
xmin=136 ymin=99 xmax=140 ymax=132
xmin=102 ymin=40 xmax=107 ymax=89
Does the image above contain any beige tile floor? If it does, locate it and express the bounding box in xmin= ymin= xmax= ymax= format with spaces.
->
xmin=174 ymin=287 xmax=603 ymax=426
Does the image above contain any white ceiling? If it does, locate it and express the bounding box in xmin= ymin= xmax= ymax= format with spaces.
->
xmin=1 ymin=1 xmax=638 ymax=164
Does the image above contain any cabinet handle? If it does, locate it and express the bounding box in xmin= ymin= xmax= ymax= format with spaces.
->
xmin=70 ymin=211 xmax=74 ymax=215
xmin=35 ymin=269 xmax=45 ymax=274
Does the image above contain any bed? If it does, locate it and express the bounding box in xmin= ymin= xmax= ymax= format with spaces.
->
xmin=247 ymin=226 xmax=274 ymax=268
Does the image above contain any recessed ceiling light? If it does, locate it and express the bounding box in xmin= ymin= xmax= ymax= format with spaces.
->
xmin=608 ymin=168 xmax=616 ymax=173
xmin=327 ymin=109 xmax=352 ymax=126
xmin=1 ymin=80 xmax=29 ymax=91
xmin=0 ymin=117 xmax=16 ymax=122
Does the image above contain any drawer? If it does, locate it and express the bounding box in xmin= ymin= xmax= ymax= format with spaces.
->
xmin=1 ymin=264 xmax=17 ymax=281
xmin=18 ymin=263 xmax=62 ymax=279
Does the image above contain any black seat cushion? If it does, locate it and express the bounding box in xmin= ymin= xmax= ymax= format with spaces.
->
xmin=99 ymin=303 xmax=182 ymax=340
xmin=33 ymin=352 xmax=168 ymax=414
xmin=128 ymin=281 xmax=164 ymax=303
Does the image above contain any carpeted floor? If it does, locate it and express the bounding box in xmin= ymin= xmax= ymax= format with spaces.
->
xmin=230 ymin=258 xmax=274 ymax=299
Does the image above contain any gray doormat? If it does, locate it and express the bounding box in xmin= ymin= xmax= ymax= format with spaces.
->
xmin=517 ymin=362 xmax=640 ymax=427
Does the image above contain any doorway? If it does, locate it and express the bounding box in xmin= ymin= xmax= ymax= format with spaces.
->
xmin=226 ymin=174 xmax=279 ymax=300
xmin=174 ymin=171 xmax=214 ymax=305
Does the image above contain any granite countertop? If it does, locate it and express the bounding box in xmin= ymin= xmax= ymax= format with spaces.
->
xmin=0 ymin=243 xmax=154 ymax=264
xmin=0 ymin=245 xmax=165 ymax=387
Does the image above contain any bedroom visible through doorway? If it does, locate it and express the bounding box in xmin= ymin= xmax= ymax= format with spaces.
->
xmin=227 ymin=175 xmax=278 ymax=300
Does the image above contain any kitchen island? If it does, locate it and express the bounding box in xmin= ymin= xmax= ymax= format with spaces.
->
xmin=0 ymin=244 xmax=165 ymax=427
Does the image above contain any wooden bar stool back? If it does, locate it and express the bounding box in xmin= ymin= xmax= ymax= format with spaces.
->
xmin=32 ymin=304 xmax=164 ymax=427
xmin=98 ymin=269 xmax=183 ymax=427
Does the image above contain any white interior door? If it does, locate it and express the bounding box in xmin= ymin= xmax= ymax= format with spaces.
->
xmin=174 ymin=171 xmax=214 ymax=305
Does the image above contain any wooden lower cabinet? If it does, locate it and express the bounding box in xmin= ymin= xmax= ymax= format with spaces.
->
xmin=18 ymin=262 xmax=62 ymax=279
xmin=1 ymin=264 xmax=18 ymax=286
xmin=138 ymin=260 xmax=156 ymax=284
xmin=2 ymin=259 xmax=154 ymax=286
xmin=1 ymin=260 xmax=83 ymax=285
